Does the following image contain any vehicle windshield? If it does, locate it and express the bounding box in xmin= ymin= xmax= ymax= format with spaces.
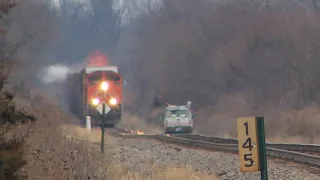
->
xmin=105 ymin=71 xmax=120 ymax=81
xmin=168 ymin=109 xmax=189 ymax=117
xmin=88 ymin=71 xmax=120 ymax=85
xmin=88 ymin=72 xmax=103 ymax=85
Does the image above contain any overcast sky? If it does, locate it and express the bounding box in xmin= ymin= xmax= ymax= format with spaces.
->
xmin=49 ymin=0 xmax=124 ymax=11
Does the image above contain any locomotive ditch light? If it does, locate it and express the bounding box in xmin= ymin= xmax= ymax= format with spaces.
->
xmin=100 ymin=82 xmax=109 ymax=91
xmin=91 ymin=98 xmax=100 ymax=106
xmin=109 ymin=98 xmax=117 ymax=105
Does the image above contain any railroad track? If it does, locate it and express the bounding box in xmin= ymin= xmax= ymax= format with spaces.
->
xmin=157 ymin=134 xmax=320 ymax=168
xmin=113 ymin=129 xmax=320 ymax=168
xmin=172 ymin=134 xmax=320 ymax=153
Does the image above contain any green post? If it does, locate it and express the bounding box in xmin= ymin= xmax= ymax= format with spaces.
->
xmin=257 ymin=117 xmax=268 ymax=180
xmin=101 ymin=102 xmax=105 ymax=154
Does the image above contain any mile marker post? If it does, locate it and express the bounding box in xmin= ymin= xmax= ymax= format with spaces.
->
xmin=237 ymin=117 xmax=268 ymax=180
xmin=101 ymin=102 xmax=105 ymax=154
xmin=257 ymin=117 xmax=268 ymax=180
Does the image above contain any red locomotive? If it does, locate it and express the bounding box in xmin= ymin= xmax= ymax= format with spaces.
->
xmin=66 ymin=51 xmax=125 ymax=127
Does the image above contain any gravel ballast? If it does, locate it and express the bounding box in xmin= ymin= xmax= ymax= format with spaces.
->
xmin=106 ymin=135 xmax=320 ymax=180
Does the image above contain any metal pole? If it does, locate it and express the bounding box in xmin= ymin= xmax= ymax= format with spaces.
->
xmin=257 ymin=117 xmax=268 ymax=180
xmin=101 ymin=102 xmax=105 ymax=154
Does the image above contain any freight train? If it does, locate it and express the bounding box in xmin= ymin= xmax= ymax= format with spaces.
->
xmin=66 ymin=51 xmax=126 ymax=127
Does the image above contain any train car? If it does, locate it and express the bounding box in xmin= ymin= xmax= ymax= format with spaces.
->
xmin=66 ymin=51 xmax=126 ymax=127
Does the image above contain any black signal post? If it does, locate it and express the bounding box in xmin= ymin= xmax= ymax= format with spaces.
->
xmin=101 ymin=102 xmax=106 ymax=154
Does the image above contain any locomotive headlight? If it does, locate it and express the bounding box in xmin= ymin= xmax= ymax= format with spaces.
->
xmin=91 ymin=98 xmax=100 ymax=106
xmin=100 ymin=82 xmax=109 ymax=91
xmin=109 ymin=98 xmax=117 ymax=105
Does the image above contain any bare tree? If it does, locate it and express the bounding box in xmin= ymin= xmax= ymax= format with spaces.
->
xmin=115 ymin=0 xmax=320 ymax=137
xmin=55 ymin=0 xmax=121 ymax=62
xmin=0 ymin=0 xmax=59 ymax=86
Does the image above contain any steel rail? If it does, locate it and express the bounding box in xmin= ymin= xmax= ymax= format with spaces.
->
xmin=171 ymin=134 xmax=320 ymax=152
xmin=152 ymin=135 xmax=320 ymax=167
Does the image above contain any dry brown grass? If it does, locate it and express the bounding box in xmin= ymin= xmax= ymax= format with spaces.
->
xmin=59 ymin=125 xmax=219 ymax=180
xmin=7 ymin=90 xmax=217 ymax=179
xmin=60 ymin=124 xmax=104 ymax=143
xmin=110 ymin=166 xmax=219 ymax=180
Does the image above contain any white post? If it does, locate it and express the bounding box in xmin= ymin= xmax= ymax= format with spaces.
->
xmin=86 ymin=116 xmax=91 ymax=131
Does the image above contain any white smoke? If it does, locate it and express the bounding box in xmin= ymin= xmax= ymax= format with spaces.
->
xmin=40 ymin=64 xmax=71 ymax=84
xmin=39 ymin=62 xmax=86 ymax=84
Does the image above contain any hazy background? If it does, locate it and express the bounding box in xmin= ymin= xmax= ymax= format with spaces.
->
xmin=6 ymin=0 xmax=320 ymax=142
